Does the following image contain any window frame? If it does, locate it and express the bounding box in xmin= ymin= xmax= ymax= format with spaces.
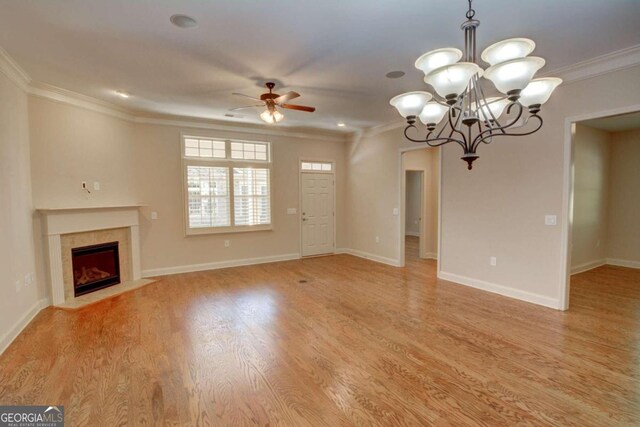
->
xmin=182 ymin=135 xmax=273 ymax=236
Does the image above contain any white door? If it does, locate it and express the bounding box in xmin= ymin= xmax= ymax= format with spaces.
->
xmin=301 ymin=172 xmax=335 ymax=256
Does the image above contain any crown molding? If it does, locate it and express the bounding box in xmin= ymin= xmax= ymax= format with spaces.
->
xmin=0 ymin=46 xmax=31 ymax=91
xmin=544 ymin=44 xmax=640 ymax=84
xmin=3 ymin=41 xmax=637 ymax=140
xmin=28 ymin=82 xmax=133 ymax=121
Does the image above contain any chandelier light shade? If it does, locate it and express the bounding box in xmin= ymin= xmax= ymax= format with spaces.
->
xmin=389 ymin=92 xmax=433 ymax=118
xmin=415 ymin=48 xmax=464 ymax=76
xmin=390 ymin=0 xmax=561 ymax=169
xmin=481 ymin=38 xmax=536 ymax=66
xmin=424 ymin=62 xmax=483 ymax=99
xmin=483 ymin=57 xmax=545 ymax=94
xmin=260 ymin=109 xmax=284 ymax=124
xmin=519 ymin=77 xmax=563 ymax=107
xmin=419 ymin=102 xmax=449 ymax=126
xmin=474 ymin=97 xmax=510 ymax=122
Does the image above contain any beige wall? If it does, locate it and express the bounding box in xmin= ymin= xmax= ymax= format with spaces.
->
xmin=571 ymin=124 xmax=611 ymax=271
xmin=133 ymin=123 xmax=347 ymax=273
xmin=26 ymin=97 xmax=347 ymax=276
xmin=347 ymin=66 xmax=640 ymax=309
xmin=607 ymin=129 xmax=640 ymax=264
xmin=0 ymin=71 xmax=41 ymax=351
xmin=29 ymin=96 xmax=139 ymax=208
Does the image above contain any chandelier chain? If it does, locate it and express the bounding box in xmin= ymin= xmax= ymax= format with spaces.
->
xmin=466 ymin=0 xmax=475 ymax=19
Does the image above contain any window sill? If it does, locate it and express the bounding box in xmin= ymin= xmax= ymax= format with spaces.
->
xmin=185 ymin=224 xmax=273 ymax=236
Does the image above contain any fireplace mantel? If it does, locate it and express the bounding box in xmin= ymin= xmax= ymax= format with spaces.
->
xmin=39 ymin=205 xmax=144 ymax=306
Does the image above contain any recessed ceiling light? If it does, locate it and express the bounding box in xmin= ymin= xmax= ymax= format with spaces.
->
xmin=170 ymin=14 xmax=198 ymax=29
xmin=337 ymin=122 xmax=346 ymax=127
xmin=115 ymin=90 xmax=130 ymax=98
xmin=386 ymin=70 xmax=406 ymax=79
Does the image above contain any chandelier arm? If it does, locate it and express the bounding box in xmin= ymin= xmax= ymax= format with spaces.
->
xmin=473 ymin=114 xmax=543 ymax=150
xmin=447 ymin=105 xmax=467 ymax=142
xmin=471 ymin=103 xmax=526 ymax=151
xmin=403 ymin=125 xmax=466 ymax=148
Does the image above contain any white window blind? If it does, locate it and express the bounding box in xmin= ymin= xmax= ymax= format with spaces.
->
xmin=182 ymin=136 xmax=272 ymax=234
xmin=186 ymin=166 xmax=230 ymax=228
xmin=233 ymin=168 xmax=271 ymax=226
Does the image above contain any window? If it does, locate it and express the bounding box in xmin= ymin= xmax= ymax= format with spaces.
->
xmin=183 ymin=136 xmax=272 ymax=234
xmin=301 ymin=161 xmax=333 ymax=172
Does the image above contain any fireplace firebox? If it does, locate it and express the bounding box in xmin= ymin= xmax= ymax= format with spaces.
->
xmin=72 ymin=241 xmax=121 ymax=296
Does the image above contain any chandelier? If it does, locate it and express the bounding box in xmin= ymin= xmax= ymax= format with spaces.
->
xmin=389 ymin=0 xmax=562 ymax=169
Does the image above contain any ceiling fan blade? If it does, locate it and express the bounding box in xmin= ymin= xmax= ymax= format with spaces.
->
xmin=232 ymin=92 xmax=263 ymax=102
xmin=274 ymin=91 xmax=300 ymax=104
xmin=230 ymin=105 xmax=264 ymax=111
xmin=281 ymin=103 xmax=316 ymax=112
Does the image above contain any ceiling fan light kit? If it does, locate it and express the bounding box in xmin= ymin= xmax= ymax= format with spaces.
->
xmin=390 ymin=0 xmax=561 ymax=170
xmin=232 ymin=82 xmax=316 ymax=125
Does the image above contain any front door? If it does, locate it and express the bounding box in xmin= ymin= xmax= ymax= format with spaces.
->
xmin=301 ymin=172 xmax=334 ymax=256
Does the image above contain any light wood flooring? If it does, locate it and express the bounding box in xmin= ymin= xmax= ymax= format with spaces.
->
xmin=1 ymin=239 xmax=639 ymax=425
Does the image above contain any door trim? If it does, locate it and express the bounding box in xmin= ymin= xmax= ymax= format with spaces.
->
xmin=299 ymin=159 xmax=336 ymax=257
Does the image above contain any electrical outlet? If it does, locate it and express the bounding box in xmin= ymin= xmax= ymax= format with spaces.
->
xmin=392 ymin=208 xmax=399 ymax=216
xmin=224 ymin=240 xmax=230 ymax=248
xmin=151 ymin=211 xmax=158 ymax=220
xmin=375 ymin=236 xmax=380 ymax=243
xmin=545 ymin=215 xmax=557 ymax=226
xmin=490 ymin=256 xmax=497 ymax=266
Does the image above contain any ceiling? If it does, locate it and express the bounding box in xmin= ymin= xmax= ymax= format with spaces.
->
xmin=582 ymin=111 xmax=640 ymax=132
xmin=0 ymin=0 xmax=639 ymax=131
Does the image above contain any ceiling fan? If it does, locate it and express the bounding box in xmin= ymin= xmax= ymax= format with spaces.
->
xmin=231 ymin=82 xmax=316 ymax=124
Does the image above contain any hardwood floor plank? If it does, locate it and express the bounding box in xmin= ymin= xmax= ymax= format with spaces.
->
xmin=0 ymin=239 xmax=639 ymax=425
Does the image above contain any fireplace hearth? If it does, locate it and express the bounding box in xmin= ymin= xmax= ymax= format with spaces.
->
xmin=72 ymin=241 xmax=121 ymax=296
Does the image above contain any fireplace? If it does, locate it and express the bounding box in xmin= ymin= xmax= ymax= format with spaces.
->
xmin=72 ymin=241 xmax=121 ymax=296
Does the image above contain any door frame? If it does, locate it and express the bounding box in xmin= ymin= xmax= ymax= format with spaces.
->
xmin=398 ymin=146 xmax=442 ymax=271
xmin=404 ymin=169 xmax=426 ymax=259
xmin=559 ymin=103 xmax=640 ymax=310
xmin=298 ymin=158 xmax=336 ymax=257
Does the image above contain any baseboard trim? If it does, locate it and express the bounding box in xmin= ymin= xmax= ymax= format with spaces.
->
xmin=571 ymin=259 xmax=606 ymax=275
xmin=438 ymin=271 xmax=562 ymax=310
xmin=337 ymin=248 xmax=401 ymax=267
xmin=606 ymin=258 xmax=640 ymax=269
xmin=0 ymin=298 xmax=50 ymax=355
xmin=424 ymin=252 xmax=438 ymax=260
xmin=142 ymin=253 xmax=301 ymax=277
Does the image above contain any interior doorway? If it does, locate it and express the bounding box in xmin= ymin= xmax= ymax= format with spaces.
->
xmin=399 ymin=147 xmax=440 ymax=267
xmin=405 ymin=170 xmax=424 ymax=261
xmin=562 ymin=110 xmax=640 ymax=309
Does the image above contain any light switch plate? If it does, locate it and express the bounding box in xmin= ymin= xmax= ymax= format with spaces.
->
xmin=287 ymin=208 xmax=297 ymax=215
xmin=93 ymin=181 xmax=100 ymax=191
xmin=151 ymin=211 xmax=158 ymax=220
xmin=392 ymin=208 xmax=399 ymax=216
xmin=545 ymin=215 xmax=557 ymax=226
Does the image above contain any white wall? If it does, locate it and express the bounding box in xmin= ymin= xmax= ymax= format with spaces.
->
xmin=347 ymin=65 xmax=640 ymax=309
xmin=0 ymin=71 xmax=43 ymax=352
xmin=571 ymin=124 xmax=611 ymax=272
xmin=607 ymin=129 xmax=640 ymax=266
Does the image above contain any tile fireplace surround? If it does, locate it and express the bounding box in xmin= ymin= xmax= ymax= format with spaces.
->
xmin=38 ymin=205 xmax=144 ymax=307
